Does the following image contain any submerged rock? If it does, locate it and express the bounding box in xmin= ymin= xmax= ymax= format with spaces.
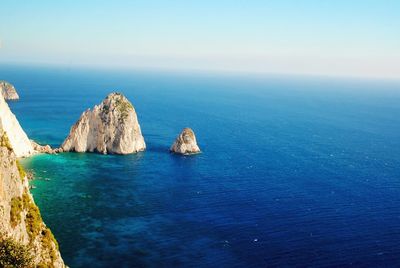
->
xmin=170 ymin=128 xmax=201 ymax=155
xmin=0 ymin=81 xmax=19 ymax=100
xmin=61 ymin=92 xmax=146 ymax=154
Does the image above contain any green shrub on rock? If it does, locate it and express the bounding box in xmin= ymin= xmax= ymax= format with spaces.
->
xmin=22 ymin=192 xmax=42 ymax=240
xmin=16 ymin=160 xmax=26 ymax=179
xmin=0 ymin=237 xmax=34 ymax=268
xmin=10 ymin=197 xmax=23 ymax=227
xmin=0 ymin=132 xmax=12 ymax=151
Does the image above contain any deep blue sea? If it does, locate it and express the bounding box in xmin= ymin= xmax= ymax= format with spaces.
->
xmin=2 ymin=64 xmax=400 ymax=267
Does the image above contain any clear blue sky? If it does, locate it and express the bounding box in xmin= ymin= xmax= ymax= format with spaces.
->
xmin=1 ymin=0 xmax=399 ymax=78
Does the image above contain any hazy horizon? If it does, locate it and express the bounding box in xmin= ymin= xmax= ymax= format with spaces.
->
xmin=1 ymin=1 xmax=399 ymax=79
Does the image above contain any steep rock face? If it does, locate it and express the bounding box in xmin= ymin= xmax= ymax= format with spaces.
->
xmin=0 ymin=81 xmax=19 ymax=100
xmin=61 ymin=92 xmax=146 ymax=154
xmin=170 ymin=128 xmax=201 ymax=155
xmin=0 ymin=94 xmax=34 ymax=157
xmin=0 ymin=130 xmax=65 ymax=267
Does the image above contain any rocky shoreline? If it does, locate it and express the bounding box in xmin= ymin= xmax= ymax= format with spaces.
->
xmin=0 ymin=83 xmax=202 ymax=267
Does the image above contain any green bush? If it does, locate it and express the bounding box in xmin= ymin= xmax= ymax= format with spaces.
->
xmin=22 ymin=192 xmax=59 ymax=266
xmin=10 ymin=197 xmax=23 ymax=227
xmin=0 ymin=132 xmax=12 ymax=151
xmin=115 ymin=94 xmax=133 ymax=121
xmin=0 ymin=237 xmax=34 ymax=268
xmin=16 ymin=160 xmax=26 ymax=179
xmin=22 ymin=193 xmax=42 ymax=240
xmin=41 ymin=228 xmax=59 ymax=260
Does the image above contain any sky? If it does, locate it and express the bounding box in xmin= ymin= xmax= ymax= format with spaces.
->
xmin=0 ymin=0 xmax=399 ymax=79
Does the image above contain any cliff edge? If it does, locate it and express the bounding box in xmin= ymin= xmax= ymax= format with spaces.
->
xmin=0 ymin=130 xmax=65 ymax=267
xmin=0 ymin=94 xmax=34 ymax=157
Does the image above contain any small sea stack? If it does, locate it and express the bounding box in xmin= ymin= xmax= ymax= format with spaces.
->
xmin=61 ymin=92 xmax=146 ymax=154
xmin=31 ymin=140 xmax=62 ymax=154
xmin=170 ymin=128 xmax=201 ymax=155
xmin=0 ymin=81 xmax=19 ymax=100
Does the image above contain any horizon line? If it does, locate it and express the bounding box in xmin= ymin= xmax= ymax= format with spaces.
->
xmin=1 ymin=59 xmax=400 ymax=84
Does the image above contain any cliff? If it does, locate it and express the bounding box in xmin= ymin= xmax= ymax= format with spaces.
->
xmin=0 ymin=81 xmax=19 ymax=100
xmin=170 ymin=128 xmax=201 ymax=155
xmin=0 ymin=94 xmax=34 ymax=157
xmin=61 ymin=92 xmax=146 ymax=154
xmin=0 ymin=129 xmax=65 ymax=267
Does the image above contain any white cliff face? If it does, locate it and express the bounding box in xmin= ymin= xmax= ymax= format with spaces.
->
xmin=0 ymin=81 xmax=19 ymax=100
xmin=62 ymin=92 xmax=146 ymax=154
xmin=0 ymin=95 xmax=34 ymax=157
xmin=170 ymin=128 xmax=201 ymax=155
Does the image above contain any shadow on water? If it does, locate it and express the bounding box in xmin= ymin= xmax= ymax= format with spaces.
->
xmin=145 ymin=142 xmax=170 ymax=154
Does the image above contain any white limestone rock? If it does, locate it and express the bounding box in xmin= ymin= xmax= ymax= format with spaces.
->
xmin=61 ymin=92 xmax=146 ymax=154
xmin=0 ymin=81 xmax=19 ymax=100
xmin=0 ymin=94 xmax=34 ymax=157
xmin=170 ymin=128 xmax=201 ymax=155
xmin=31 ymin=140 xmax=61 ymax=154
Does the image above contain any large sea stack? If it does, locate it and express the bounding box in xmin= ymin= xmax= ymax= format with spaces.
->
xmin=0 ymin=81 xmax=19 ymax=100
xmin=170 ymin=128 xmax=201 ymax=155
xmin=61 ymin=92 xmax=146 ymax=154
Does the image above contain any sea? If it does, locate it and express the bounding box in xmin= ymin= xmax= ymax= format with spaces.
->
xmin=2 ymin=64 xmax=400 ymax=267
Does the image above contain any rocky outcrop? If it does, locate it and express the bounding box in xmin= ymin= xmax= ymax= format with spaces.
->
xmin=0 ymin=129 xmax=65 ymax=267
xmin=0 ymin=94 xmax=34 ymax=157
xmin=0 ymin=81 xmax=19 ymax=100
xmin=31 ymin=141 xmax=62 ymax=154
xmin=170 ymin=128 xmax=201 ymax=155
xmin=61 ymin=92 xmax=146 ymax=154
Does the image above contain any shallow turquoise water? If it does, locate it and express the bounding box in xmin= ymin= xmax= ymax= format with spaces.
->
xmin=3 ymin=64 xmax=400 ymax=267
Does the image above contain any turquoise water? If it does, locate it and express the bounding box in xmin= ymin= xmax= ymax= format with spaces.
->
xmin=3 ymin=64 xmax=400 ymax=267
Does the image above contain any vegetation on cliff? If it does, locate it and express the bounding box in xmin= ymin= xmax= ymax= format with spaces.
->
xmin=0 ymin=132 xmax=12 ymax=151
xmin=22 ymin=191 xmax=59 ymax=267
xmin=16 ymin=160 xmax=26 ymax=179
xmin=114 ymin=93 xmax=134 ymax=121
xmin=10 ymin=197 xmax=23 ymax=228
xmin=0 ymin=237 xmax=34 ymax=268
xmin=1 ymin=129 xmax=64 ymax=267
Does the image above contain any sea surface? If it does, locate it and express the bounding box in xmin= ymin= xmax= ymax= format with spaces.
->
xmin=2 ymin=64 xmax=400 ymax=267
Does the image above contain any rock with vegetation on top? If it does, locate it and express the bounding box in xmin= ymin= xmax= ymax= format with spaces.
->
xmin=0 ymin=94 xmax=34 ymax=157
xmin=61 ymin=92 xmax=146 ymax=154
xmin=170 ymin=128 xmax=201 ymax=155
xmin=0 ymin=81 xmax=19 ymax=100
